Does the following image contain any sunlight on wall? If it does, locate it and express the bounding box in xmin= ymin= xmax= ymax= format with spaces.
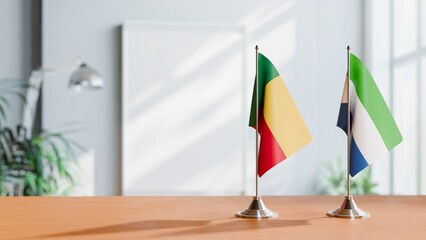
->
xmin=393 ymin=62 xmax=419 ymax=194
xmin=393 ymin=0 xmax=417 ymax=58
xmin=173 ymin=31 xmax=244 ymax=79
xmin=257 ymin=20 xmax=295 ymax=71
xmin=241 ymin=0 xmax=294 ymax=31
xmin=123 ymin=24 xmax=245 ymax=195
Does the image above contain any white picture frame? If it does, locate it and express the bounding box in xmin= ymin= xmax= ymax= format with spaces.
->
xmin=121 ymin=21 xmax=248 ymax=195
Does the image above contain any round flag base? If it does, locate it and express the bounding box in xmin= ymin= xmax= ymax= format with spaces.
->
xmin=236 ymin=196 xmax=278 ymax=219
xmin=327 ymin=195 xmax=370 ymax=219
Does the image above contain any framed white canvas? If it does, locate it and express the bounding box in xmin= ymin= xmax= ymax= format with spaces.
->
xmin=121 ymin=21 xmax=248 ymax=195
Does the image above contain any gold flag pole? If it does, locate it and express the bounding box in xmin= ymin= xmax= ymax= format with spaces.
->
xmin=236 ymin=45 xmax=277 ymax=219
xmin=327 ymin=46 xmax=369 ymax=219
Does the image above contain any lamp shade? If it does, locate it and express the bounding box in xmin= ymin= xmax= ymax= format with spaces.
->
xmin=69 ymin=63 xmax=104 ymax=90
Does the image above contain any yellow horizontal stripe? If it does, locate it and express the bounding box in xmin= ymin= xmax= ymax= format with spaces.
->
xmin=263 ymin=76 xmax=311 ymax=156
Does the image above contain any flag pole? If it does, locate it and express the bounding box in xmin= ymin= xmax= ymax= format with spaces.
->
xmin=326 ymin=46 xmax=369 ymax=219
xmin=255 ymin=45 xmax=259 ymax=198
xmin=346 ymin=45 xmax=351 ymax=198
xmin=236 ymin=45 xmax=277 ymax=219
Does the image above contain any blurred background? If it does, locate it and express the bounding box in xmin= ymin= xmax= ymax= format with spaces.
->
xmin=0 ymin=0 xmax=424 ymax=196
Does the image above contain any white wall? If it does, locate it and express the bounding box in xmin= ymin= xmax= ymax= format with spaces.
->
xmin=42 ymin=0 xmax=363 ymax=195
xmin=0 ymin=0 xmax=31 ymax=127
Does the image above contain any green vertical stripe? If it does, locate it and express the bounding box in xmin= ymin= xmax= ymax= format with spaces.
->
xmin=249 ymin=53 xmax=280 ymax=127
xmin=350 ymin=53 xmax=403 ymax=150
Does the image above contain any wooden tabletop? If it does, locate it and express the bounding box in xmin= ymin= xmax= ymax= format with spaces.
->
xmin=1 ymin=196 xmax=425 ymax=239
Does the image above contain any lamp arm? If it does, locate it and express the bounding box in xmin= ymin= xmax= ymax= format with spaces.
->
xmin=21 ymin=59 xmax=103 ymax=136
xmin=21 ymin=72 xmax=43 ymax=136
xmin=21 ymin=60 xmax=81 ymax=136
xmin=35 ymin=59 xmax=82 ymax=77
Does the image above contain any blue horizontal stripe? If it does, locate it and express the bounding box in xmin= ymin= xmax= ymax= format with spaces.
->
xmin=337 ymin=103 xmax=369 ymax=176
xmin=337 ymin=103 xmax=348 ymax=133
xmin=337 ymin=103 xmax=353 ymax=134
xmin=350 ymin=137 xmax=369 ymax=177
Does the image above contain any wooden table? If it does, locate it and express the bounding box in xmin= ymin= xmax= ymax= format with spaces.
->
xmin=1 ymin=196 xmax=425 ymax=239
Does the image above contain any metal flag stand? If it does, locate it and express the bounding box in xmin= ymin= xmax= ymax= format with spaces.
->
xmin=326 ymin=46 xmax=370 ymax=219
xmin=236 ymin=45 xmax=277 ymax=219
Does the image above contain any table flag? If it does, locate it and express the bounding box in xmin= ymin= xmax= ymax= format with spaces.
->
xmin=249 ymin=53 xmax=311 ymax=177
xmin=337 ymin=53 xmax=403 ymax=177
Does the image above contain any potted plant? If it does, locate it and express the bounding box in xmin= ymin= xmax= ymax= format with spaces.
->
xmin=0 ymin=79 xmax=80 ymax=196
xmin=318 ymin=156 xmax=378 ymax=195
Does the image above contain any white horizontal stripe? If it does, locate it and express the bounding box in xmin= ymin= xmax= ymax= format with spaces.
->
xmin=349 ymin=81 xmax=389 ymax=164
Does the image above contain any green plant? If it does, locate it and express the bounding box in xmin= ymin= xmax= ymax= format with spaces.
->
xmin=0 ymin=78 xmax=81 ymax=196
xmin=318 ymin=156 xmax=378 ymax=195
xmin=0 ymin=125 xmax=82 ymax=196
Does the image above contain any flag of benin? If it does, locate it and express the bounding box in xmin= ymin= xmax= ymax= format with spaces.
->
xmin=249 ymin=53 xmax=311 ymax=177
